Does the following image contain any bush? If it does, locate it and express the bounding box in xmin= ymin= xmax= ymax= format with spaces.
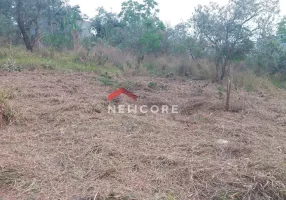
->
xmin=42 ymin=34 xmax=74 ymax=50
xmin=98 ymin=73 xmax=117 ymax=86
xmin=148 ymin=82 xmax=157 ymax=88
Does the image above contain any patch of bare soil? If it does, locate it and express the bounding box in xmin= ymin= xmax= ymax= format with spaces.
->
xmin=0 ymin=70 xmax=285 ymax=200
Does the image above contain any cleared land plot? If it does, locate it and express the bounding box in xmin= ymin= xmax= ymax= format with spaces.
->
xmin=0 ymin=71 xmax=286 ymax=200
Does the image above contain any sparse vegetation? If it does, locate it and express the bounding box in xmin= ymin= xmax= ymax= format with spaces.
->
xmin=216 ymin=86 xmax=225 ymax=100
xmin=148 ymin=82 xmax=157 ymax=88
xmin=98 ymin=73 xmax=117 ymax=86
xmin=233 ymin=71 xmax=276 ymax=92
xmin=1 ymin=72 xmax=286 ymax=199
xmin=0 ymin=88 xmax=15 ymax=125
xmin=0 ymin=168 xmax=22 ymax=187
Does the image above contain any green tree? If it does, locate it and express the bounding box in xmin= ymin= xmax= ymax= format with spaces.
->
xmin=42 ymin=4 xmax=84 ymax=49
xmin=253 ymin=37 xmax=285 ymax=74
xmin=119 ymin=0 xmax=165 ymax=65
xmin=9 ymin=0 xmax=83 ymax=51
xmin=192 ymin=0 xmax=279 ymax=81
xmin=0 ymin=0 xmax=17 ymax=42
xmin=119 ymin=0 xmax=159 ymax=24
xmin=16 ymin=0 xmax=55 ymax=51
xmin=91 ymin=7 xmax=122 ymax=40
xmin=164 ymin=23 xmax=205 ymax=58
xmin=277 ymin=17 xmax=286 ymax=43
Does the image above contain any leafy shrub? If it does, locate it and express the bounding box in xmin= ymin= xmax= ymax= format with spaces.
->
xmin=42 ymin=60 xmax=54 ymax=70
xmin=42 ymin=34 xmax=73 ymax=50
xmin=98 ymin=73 xmax=116 ymax=86
xmin=148 ymin=82 xmax=157 ymax=88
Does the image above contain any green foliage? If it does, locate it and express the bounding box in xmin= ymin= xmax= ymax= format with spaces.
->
xmin=42 ymin=60 xmax=54 ymax=70
xmin=272 ymin=79 xmax=286 ymax=89
xmin=0 ymin=0 xmax=285 ymax=81
xmin=277 ymin=17 xmax=286 ymax=43
xmin=148 ymin=82 xmax=157 ymax=88
xmin=43 ymin=4 xmax=84 ymax=50
xmin=59 ymin=5 xmax=84 ymax=34
xmin=138 ymin=19 xmax=165 ymax=54
xmin=42 ymin=34 xmax=73 ymax=49
xmin=0 ymin=0 xmax=84 ymax=50
xmin=113 ymin=0 xmax=165 ymax=56
xmin=91 ymin=7 xmax=123 ymax=41
xmin=0 ymin=47 xmax=98 ymax=72
xmin=252 ymin=37 xmax=286 ymax=74
xmin=119 ymin=0 xmax=159 ymax=24
xmin=192 ymin=0 xmax=279 ymax=80
xmin=0 ymin=0 xmax=20 ymax=44
xmin=0 ymin=14 xmax=11 ymax=37
xmin=98 ymin=73 xmax=116 ymax=86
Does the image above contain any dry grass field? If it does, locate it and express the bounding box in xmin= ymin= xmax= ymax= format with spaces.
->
xmin=0 ymin=70 xmax=286 ymax=199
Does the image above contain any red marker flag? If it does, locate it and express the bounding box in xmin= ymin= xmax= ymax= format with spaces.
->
xmin=108 ymin=88 xmax=137 ymax=101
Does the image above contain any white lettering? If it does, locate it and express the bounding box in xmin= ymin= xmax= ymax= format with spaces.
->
xmin=118 ymin=105 xmax=125 ymax=114
xmin=108 ymin=105 xmax=116 ymax=113
xmin=172 ymin=105 xmax=179 ymax=114
xmin=128 ymin=105 xmax=137 ymax=114
xmin=162 ymin=105 xmax=169 ymax=114
xmin=140 ymin=105 xmax=148 ymax=114
xmin=151 ymin=105 xmax=159 ymax=114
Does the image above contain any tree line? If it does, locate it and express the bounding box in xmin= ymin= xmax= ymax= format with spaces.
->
xmin=0 ymin=0 xmax=285 ymax=80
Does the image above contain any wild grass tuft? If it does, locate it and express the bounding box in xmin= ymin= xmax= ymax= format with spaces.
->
xmin=0 ymin=168 xmax=22 ymax=187
xmin=233 ymin=71 xmax=276 ymax=92
xmin=0 ymin=88 xmax=16 ymax=125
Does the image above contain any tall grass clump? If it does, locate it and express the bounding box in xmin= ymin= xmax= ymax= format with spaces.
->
xmin=0 ymin=89 xmax=14 ymax=126
xmin=233 ymin=71 xmax=276 ymax=92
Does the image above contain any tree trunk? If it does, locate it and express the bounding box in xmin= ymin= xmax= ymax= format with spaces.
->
xmin=136 ymin=55 xmax=144 ymax=69
xmin=226 ymin=65 xmax=231 ymax=111
xmin=215 ymin=57 xmax=221 ymax=81
xmin=33 ymin=2 xmax=42 ymax=49
xmin=72 ymin=30 xmax=80 ymax=51
xmin=16 ymin=0 xmax=33 ymax=52
xmin=47 ymin=6 xmax=54 ymax=34
xmin=220 ymin=62 xmax=227 ymax=80
xmin=224 ymin=25 xmax=231 ymax=110
xmin=33 ymin=18 xmax=41 ymax=49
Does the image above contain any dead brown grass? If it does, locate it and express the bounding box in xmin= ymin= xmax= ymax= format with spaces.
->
xmin=142 ymin=55 xmax=216 ymax=79
xmin=71 ymin=43 xmax=217 ymax=80
xmin=0 ymin=70 xmax=285 ymax=199
xmin=233 ymin=71 xmax=275 ymax=92
xmin=85 ymin=43 xmax=136 ymax=69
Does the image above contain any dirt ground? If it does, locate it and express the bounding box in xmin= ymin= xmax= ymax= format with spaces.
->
xmin=0 ymin=70 xmax=286 ymax=200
